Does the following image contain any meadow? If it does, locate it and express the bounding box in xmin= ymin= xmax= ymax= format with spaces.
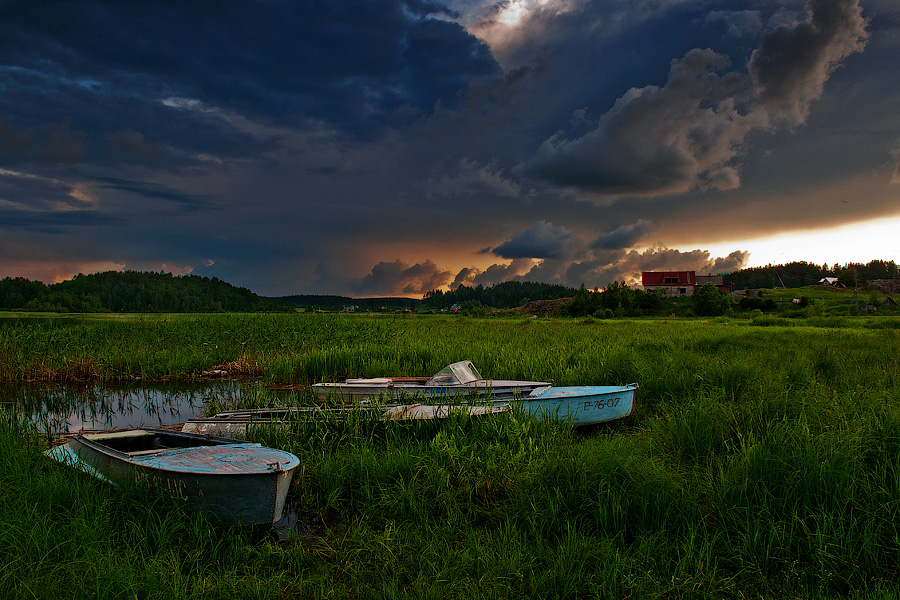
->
xmin=2 ymin=312 xmax=900 ymax=598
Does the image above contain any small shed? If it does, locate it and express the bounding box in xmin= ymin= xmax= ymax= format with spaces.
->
xmin=881 ymin=297 xmax=898 ymax=308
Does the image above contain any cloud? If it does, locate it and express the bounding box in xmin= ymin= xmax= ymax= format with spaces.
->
xmin=104 ymin=129 xmax=159 ymax=162
xmin=0 ymin=0 xmax=500 ymax=140
xmin=750 ymin=0 xmax=869 ymax=124
xmin=591 ymin=220 xmax=656 ymax=250
xmin=522 ymin=0 xmax=869 ymax=197
xmin=0 ymin=168 xmax=98 ymax=213
xmin=33 ymin=119 xmax=89 ymax=164
xmin=445 ymin=219 xmax=749 ymax=293
xmin=89 ymin=176 xmax=212 ymax=209
xmin=450 ymin=258 xmax=536 ymax=288
xmin=354 ymin=259 xmax=452 ymax=295
xmin=562 ymin=245 xmax=750 ymax=288
xmin=0 ymin=0 xmax=894 ymax=299
xmin=0 ymin=117 xmax=32 ymax=154
xmin=492 ymin=220 xmax=581 ymax=259
xmin=522 ymin=48 xmax=758 ymax=196
xmin=704 ymin=10 xmax=763 ymax=38
xmin=892 ymin=148 xmax=900 ymax=185
xmin=430 ymin=158 xmax=522 ymax=199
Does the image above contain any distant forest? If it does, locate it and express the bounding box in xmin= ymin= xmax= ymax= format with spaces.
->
xmin=0 ymin=271 xmax=292 ymax=313
xmin=421 ymin=281 xmax=576 ymax=310
xmin=722 ymin=260 xmax=898 ymax=290
xmin=0 ymin=260 xmax=896 ymax=313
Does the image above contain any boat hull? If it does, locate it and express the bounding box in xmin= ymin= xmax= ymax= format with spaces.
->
xmin=313 ymin=380 xmax=548 ymax=402
xmin=46 ymin=429 xmax=299 ymax=526
xmin=182 ymin=404 xmax=511 ymax=436
xmin=495 ymin=384 xmax=638 ymax=426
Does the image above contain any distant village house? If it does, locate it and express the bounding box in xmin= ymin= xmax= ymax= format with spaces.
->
xmin=641 ymin=271 xmax=729 ymax=297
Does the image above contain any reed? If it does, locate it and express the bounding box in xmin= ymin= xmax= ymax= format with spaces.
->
xmin=2 ymin=314 xmax=900 ymax=597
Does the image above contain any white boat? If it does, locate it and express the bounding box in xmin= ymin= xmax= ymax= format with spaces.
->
xmin=497 ymin=384 xmax=638 ymax=426
xmin=45 ymin=428 xmax=299 ymax=526
xmin=312 ymin=360 xmax=550 ymax=402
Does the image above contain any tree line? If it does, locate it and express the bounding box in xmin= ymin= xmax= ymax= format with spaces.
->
xmin=422 ymin=281 xmax=575 ymax=310
xmin=723 ymin=260 xmax=898 ymax=290
xmin=2 ymin=260 xmax=896 ymax=314
xmin=0 ymin=271 xmax=292 ymax=313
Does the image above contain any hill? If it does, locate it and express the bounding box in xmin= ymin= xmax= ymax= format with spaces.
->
xmin=0 ymin=271 xmax=292 ymax=313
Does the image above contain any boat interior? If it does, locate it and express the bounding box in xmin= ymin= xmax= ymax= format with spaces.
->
xmin=84 ymin=429 xmax=233 ymax=454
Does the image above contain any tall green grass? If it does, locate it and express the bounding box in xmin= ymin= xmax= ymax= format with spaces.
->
xmin=2 ymin=314 xmax=900 ymax=597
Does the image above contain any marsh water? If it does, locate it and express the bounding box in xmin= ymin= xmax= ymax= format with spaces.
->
xmin=0 ymin=381 xmax=298 ymax=434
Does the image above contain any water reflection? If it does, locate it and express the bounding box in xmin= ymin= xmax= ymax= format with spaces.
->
xmin=0 ymin=381 xmax=247 ymax=434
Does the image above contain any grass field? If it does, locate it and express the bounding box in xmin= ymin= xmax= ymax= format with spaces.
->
xmin=2 ymin=313 xmax=900 ymax=598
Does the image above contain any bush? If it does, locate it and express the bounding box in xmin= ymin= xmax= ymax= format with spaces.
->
xmin=693 ymin=284 xmax=731 ymax=316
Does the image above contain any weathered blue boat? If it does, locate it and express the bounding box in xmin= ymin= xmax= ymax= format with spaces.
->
xmin=45 ymin=428 xmax=299 ymax=526
xmin=494 ymin=383 xmax=638 ymax=426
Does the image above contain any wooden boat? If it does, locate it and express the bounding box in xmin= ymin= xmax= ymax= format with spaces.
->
xmin=312 ymin=360 xmax=550 ymax=402
xmin=45 ymin=428 xmax=299 ymax=526
xmin=181 ymin=403 xmax=511 ymax=436
xmin=495 ymin=384 xmax=638 ymax=426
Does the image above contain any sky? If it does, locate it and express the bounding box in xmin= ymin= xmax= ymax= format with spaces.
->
xmin=1 ymin=0 xmax=898 ymax=298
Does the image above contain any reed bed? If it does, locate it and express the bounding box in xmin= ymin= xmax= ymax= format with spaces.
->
xmin=2 ymin=313 xmax=900 ymax=598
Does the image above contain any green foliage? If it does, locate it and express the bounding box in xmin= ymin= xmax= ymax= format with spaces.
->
xmin=693 ymin=283 xmax=732 ymax=316
xmin=0 ymin=271 xmax=292 ymax=313
xmin=724 ymin=259 xmax=898 ymax=291
xmin=567 ymin=281 xmax=663 ymax=317
xmin=422 ymin=280 xmax=576 ymax=310
xmin=724 ymin=261 xmax=830 ymax=289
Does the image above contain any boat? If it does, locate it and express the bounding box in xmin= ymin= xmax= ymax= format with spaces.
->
xmin=181 ymin=403 xmax=511 ymax=436
xmin=45 ymin=428 xmax=300 ymax=526
xmin=495 ymin=384 xmax=638 ymax=426
xmin=183 ymin=382 xmax=637 ymax=434
xmin=312 ymin=360 xmax=550 ymax=402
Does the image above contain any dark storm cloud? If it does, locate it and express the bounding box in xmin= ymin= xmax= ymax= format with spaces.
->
xmin=0 ymin=0 xmax=896 ymax=297
xmin=89 ymin=176 xmax=212 ymax=209
xmin=0 ymin=0 xmax=499 ymax=140
xmin=492 ymin=220 xmax=581 ymax=259
xmin=750 ymin=0 xmax=869 ymax=123
xmin=104 ymin=129 xmax=160 ymax=162
xmin=0 ymin=117 xmax=32 ymax=155
xmin=522 ymin=0 xmax=869 ymax=197
xmin=430 ymin=158 xmax=522 ymax=199
xmin=591 ymin=220 xmax=656 ymax=250
xmin=0 ymin=118 xmax=89 ymax=164
xmin=522 ymin=48 xmax=756 ymax=196
xmin=0 ymin=205 xmax=114 ymax=234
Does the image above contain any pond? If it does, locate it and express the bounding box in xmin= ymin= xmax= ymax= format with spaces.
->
xmin=0 ymin=381 xmax=298 ymax=434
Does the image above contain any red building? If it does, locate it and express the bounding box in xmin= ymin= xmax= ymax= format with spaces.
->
xmin=642 ymin=271 xmax=729 ymax=297
xmin=641 ymin=271 xmax=697 ymax=297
